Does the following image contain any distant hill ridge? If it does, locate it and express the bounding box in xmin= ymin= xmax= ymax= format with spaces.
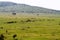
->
xmin=0 ymin=2 xmax=18 ymax=7
xmin=0 ymin=1 xmax=60 ymax=14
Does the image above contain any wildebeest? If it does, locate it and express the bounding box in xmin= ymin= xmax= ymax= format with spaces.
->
xmin=12 ymin=12 xmax=16 ymax=15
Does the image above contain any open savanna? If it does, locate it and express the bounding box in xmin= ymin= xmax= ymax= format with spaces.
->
xmin=0 ymin=13 xmax=60 ymax=40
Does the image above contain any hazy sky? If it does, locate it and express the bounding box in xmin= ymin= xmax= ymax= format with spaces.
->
xmin=0 ymin=0 xmax=60 ymax=10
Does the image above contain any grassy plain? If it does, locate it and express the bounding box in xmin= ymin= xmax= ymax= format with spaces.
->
xmin=0 ymin=13 xmax=60 ymax=40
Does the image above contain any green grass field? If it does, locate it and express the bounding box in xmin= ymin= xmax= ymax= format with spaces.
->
xmin=0 ymin=13 xmax=60 ymax=40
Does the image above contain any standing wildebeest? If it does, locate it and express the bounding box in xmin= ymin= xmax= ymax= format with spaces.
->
xmin=12 ymin=13 xmax=16 ymax=15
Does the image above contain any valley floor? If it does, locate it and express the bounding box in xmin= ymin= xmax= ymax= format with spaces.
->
xmin=0 ymin=13 xmax=60 ymax=40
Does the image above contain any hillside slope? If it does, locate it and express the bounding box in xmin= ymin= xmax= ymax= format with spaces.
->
xmin=0 ymin=2 xmax=60 ymax=14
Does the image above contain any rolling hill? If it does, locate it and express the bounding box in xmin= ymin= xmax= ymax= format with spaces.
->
xmin=0 ymin=1 xmax=60 ymax=14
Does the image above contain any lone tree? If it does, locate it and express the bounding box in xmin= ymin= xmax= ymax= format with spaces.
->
xmin=12 ymin=12 xmax=16 ymax=15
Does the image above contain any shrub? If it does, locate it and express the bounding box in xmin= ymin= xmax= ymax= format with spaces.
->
xmin=13 ymin=34 xmax=17 ymax=38
xmin=6 ymin=21 xmax=17 ymax=24
xmin=58 ymin=22 xmax=60 ymax=25
xmin=0 ymin=27 xmax=3 ymax=29
xmin=0 ymin=34 xmax=4 ymax=40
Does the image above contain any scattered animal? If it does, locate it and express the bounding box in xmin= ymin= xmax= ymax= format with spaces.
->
xmin=12 ymin=13 xmax=16 ymax=15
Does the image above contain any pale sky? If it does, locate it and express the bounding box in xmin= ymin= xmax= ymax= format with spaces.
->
xmin=0 ymin=0 xmax=60 ymax=10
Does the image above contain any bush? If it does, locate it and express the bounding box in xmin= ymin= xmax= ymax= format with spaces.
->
xmin=0 ymin=34 xmax=4 ymax=40
xmin=6 ymin=21 xmax=17 ymax=24
xmin=0 ymin=27 xmax=3 ymax=29
xmin=13 ymin=34 xmax=17 ymax=38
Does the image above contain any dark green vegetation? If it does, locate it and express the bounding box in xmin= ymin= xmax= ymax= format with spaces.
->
xmin=0 ymin=1 xmax=60 ymax=40
xmin=0 ymin=13 xmax=60 ymax=40
xmin=0 ymin=2 xmax=60 ymax=13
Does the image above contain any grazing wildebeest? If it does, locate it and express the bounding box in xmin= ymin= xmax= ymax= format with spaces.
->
xmin=12 ymin=12 xmax=16 ymax=15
